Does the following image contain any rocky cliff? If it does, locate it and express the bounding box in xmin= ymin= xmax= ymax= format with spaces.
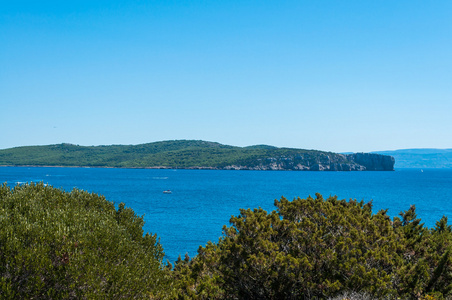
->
xmin=223 ymin=152 xmax=394 ymax=171
xmin=345 ymin=153 xmax=395 ymax=171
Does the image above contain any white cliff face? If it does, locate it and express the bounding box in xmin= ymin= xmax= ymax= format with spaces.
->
xmin=222 ymin=153 xmax=394 ymax=171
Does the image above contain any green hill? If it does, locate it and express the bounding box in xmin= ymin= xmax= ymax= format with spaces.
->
xmin=0 ymin=140 xmax=394 ymax=171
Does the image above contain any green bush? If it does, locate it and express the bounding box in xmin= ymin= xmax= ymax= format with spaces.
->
xmin=169 ymin=194 xmax=452 ymax=299
xmin=0 ymin=182 xmax=167 ymax=299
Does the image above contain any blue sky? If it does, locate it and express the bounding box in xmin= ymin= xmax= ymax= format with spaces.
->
xmin=1 ymin=1 xmax=451 ymax=152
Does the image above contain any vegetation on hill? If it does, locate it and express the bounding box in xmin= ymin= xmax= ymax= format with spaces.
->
xmin=0 ymin=140 xmax=394 ymax=171
xmin=2 ymin=184 xmax=450 ymax=299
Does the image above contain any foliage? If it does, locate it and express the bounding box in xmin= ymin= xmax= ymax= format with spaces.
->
xmin=393 ymin=208 xmax=452 ymax=298
xmin=169 ymin=195 xmax=452 ymax=299
xmin=0 ymin=182 xmax=167 ymax=299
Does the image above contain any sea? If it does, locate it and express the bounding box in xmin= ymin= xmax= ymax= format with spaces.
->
xmin=1 ymin=166 xmax=451 ymax=262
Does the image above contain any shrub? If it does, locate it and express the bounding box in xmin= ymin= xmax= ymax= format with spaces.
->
xmin=170 ymin=194 xmax=452 ymax=299
xmin=0 ymin=182 xmax=167 ymax=299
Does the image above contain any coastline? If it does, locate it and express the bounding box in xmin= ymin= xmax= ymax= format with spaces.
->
xmin=0 ymin=165 xmax=392 ymax=171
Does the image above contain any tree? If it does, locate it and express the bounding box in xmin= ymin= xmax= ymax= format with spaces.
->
xmin=171 ymin=194 xmax=405 ymax=299
xmin=394 ymin=210 xmax=452 ymax=298
xmin=0 ymin=182 xmax=168 ymax=299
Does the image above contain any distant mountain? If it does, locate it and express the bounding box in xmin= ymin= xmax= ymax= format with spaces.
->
xmin=372 ymin=149 xmax=452 ymax=168
xmin=0 ymin=140 xmax=394 ymax=171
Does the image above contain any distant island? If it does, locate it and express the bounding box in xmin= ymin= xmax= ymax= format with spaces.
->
xmin=373 ymin=148 xmax=452 ymax=169
xmin=0 ymin=140 xmax=394 ymax=171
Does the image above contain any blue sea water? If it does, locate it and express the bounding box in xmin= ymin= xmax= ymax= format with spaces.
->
xmin=1 ymin=166 xmax=451 ymax=262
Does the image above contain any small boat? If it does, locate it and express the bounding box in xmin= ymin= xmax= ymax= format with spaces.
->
xmin=163 ymin=190 xmax=172 ymax=194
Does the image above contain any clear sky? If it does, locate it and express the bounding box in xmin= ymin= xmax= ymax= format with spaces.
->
xmin=1 ymin=1 xmax=451 ymax=152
